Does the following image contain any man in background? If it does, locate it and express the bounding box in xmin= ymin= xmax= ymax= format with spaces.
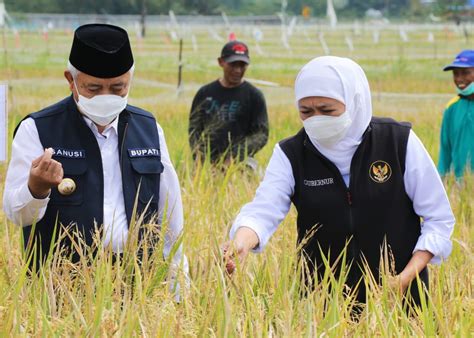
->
xmin=438 ymin=49 xmax=474 ymax=179
xmin=188 ymin=40 xmax=269 ymax=167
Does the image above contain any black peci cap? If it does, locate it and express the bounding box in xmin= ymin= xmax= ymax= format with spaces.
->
xmin=220 ymin=40 xmax=250 ymax=64
xmin=69 ymin=23 xmax=134 ymax=78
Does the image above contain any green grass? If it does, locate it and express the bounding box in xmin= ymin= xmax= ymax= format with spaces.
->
xmin=0 ymin=24 xmax=472 ymax=336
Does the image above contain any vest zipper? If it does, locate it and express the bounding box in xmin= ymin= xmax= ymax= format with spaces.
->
xmin=303 ymin=136 xmax=364 ymax=272
xmin=346 ymin=190 xmax=357 ymax=260
xmin=120 ymin=122 xmax=129 ymax=166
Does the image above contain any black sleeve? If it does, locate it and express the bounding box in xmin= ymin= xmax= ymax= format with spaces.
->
xmin=232 ymin=88 xmax=269 ymax=159
xmin=188 ymin=88 xmax=207 ymax=158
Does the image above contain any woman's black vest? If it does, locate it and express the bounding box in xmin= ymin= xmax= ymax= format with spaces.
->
xmin=279 ymin=117 xmax=428 ymax=303
xmin=17 ymin=96 xmax=163 ymax=267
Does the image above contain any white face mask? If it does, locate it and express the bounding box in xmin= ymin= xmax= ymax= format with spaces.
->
xmin=303 ymin=112 xmax=352 ymax=147
xmin=73 ymin=80 xmax=128 ymax=126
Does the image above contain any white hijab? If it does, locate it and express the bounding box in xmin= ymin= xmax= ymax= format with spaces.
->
xmin=294 ymin=56 xmax=372 ymax=176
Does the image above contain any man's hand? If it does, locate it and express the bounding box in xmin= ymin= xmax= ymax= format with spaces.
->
xmin=28 ymin=148 xmax=64 ymax=199
xmin=222 ymin=227 xmax=259 ymax=275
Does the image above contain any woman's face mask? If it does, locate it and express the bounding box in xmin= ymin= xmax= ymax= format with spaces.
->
xmin=303 ymin=112 xmax=352 ymax=146
xmin=73 ymin=79 xmax=128 ymax=126
xmin=299 ymin=96 xmax=351 ymax=146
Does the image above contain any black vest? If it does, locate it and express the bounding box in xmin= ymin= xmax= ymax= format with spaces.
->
xmin=280 ymin=117 xmax=427 ymax=302
xmin=17 ymin=96 xmax=163 ymax=266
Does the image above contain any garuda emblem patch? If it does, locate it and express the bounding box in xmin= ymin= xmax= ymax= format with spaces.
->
xmin=369 ymin=161 xmax=392 ymax=183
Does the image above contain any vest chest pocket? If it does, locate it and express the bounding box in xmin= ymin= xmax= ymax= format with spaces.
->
xmin=129 ymin=157 xmax=164 ymax=204
xmin=49 ymin=158 xmax=87 ymax=206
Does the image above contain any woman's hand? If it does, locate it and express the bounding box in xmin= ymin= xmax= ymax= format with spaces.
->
xmin=222 ymin=227 xmax=259 ymax=275
xmin=386 ymin=274 xmax=411 ymax=294
xmin=387 ymin=250 xmax=433 ymax=293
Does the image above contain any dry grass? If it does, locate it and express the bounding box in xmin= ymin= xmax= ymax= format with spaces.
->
xmin=0 ymin=24 xmax=472 ymax=336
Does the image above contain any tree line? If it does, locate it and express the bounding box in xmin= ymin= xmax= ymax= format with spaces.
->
xmin=4 ymin=0 xmax=469 ymax=18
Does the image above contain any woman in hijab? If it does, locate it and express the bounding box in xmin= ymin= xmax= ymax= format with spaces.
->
xmin=223 ymin=56 xmax=455 ymax=307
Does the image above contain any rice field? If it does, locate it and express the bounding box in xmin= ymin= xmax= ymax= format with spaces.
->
xmin=0 ymin=22 xmax=473 ymax=336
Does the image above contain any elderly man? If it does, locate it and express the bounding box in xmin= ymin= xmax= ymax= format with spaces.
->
xmin=3 ymin=24 xmax=188 ymax=289
xmin=188 ymin=40 xmax=269 ymax=166
xmin=438 ymin=49 xmax=474 ymax=179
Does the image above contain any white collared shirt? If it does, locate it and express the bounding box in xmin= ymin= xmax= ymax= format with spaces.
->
xmin=3 ymin=113 xmax=189 ymax=284
xmin=230 ymin=130 xmax=455 ymax=265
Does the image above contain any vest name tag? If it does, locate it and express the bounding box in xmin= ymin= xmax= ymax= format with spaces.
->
xmin=52 ymin=148 xmax=86 ymax=158
xmin=303 ymin=178 xmax=334 ymax=187
xmin=128 ymin=148 xmax=161 ymax=158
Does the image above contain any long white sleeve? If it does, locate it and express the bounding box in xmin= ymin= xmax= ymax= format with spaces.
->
xmin=230 ymin=131 xmax=455 ymax=265
xmin=156 ymin=123 xmax=190 ymax=295
xmin=3 ymin=118 xmax=49 ymax=226
xmin=404 ymin=130 xmax=455 ymax=264
xmin=230 ymin=144 xmax=294 ymax=252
